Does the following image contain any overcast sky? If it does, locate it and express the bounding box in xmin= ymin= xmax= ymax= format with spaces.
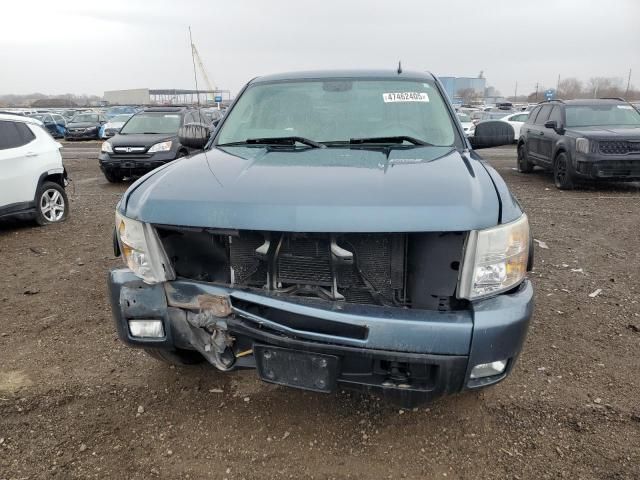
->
xmin=2 ymin=0 xmax=639 ymax=97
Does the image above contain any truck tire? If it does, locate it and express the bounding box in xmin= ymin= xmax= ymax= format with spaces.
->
xmin=553 ymin=152 xmax=574 ymax=190
xmin=517 ymin=144 xmax=534 ymax=173
xmin=35 ymin=181 xmax=69 ymax=225
xmin=143 ymin=347 xmax=204 ymax=365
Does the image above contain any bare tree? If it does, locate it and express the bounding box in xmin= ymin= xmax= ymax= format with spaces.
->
xmin=587 ymin=77 xmax=624 ymax=98
xmin=527 ymin=87 xmax=547 ymax=103
xmin=456 ymin=88 xmax=477 ymax=104
xmin=557 ymin=78 xmax=583 ymax=99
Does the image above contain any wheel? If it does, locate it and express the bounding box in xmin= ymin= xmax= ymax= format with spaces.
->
xmin=103 ymin=170 xmax=124 ymax=183
xmin=517 ymin=144 xmax=534 ymax=173
xmin=35 ymin=181 xmax=68 ymax=225
xmin=143 ymin=347 xmax=204 ymax=365
xmin=553 ymin=152 xmax=574 ymax=190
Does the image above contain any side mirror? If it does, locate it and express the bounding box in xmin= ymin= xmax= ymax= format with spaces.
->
xmin=468 ymin=120 xmax=515 ymax=149
xmin=544 ymin=120 xmax=564 ymax=134
xmin=178 ymin=122 xmax=210 ymax=150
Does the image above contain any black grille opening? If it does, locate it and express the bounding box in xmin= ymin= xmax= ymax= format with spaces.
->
xmin=228 ymin=233 xmax=408 ymax=306
xmin=156 ymin=228 xmax=467 ymax=310
xmin=599 ymin=141 xmax=640 ymax=155
xmin=156 ymin=226 xmax=230 ymax=283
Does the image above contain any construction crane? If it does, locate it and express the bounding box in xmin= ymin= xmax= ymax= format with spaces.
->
xmin=189 ymin=27 xmax=217 ymax=103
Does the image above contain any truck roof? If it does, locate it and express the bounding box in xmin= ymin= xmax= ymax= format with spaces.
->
xmin=251 ymin=69 xmax=437 ymax=84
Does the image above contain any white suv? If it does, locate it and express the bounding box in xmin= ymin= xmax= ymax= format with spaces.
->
xmin=0 ymin=113 xmax=69 ymax=225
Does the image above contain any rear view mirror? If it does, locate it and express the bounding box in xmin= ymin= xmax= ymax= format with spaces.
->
xmin=469 ymin=121 xmax=515 ymax=149
xmin=178 ymin=123 xmax=210 ymax=150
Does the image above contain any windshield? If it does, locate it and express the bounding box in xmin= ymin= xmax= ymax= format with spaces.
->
xmin=566 ymin=104 xmax=640 ymax=127
xmin=119 ymin=112 xmax=182 ymax=134
xmin=217 ymin=78 xmax=456 ymax=146
xmin=457 ymin=113 xmax=472 ymax=122
xmin=110 ymin=114 xmax=132 ymax=123
xmin=71 ymin=114 xmax=99 ymax=123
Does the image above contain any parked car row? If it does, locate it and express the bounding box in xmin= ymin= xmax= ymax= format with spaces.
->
xmin=456 ymin=111 xmax=528 ymax=141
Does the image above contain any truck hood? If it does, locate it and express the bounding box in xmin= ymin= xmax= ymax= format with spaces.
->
xmin=567 ymin=125 xmax=640 ymax=139
xmin=123 ymin=145 xmax=501 ymax=232
xmin=109 ymin=133 xmax=176 ymax=148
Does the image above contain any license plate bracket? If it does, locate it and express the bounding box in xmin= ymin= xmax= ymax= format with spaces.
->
xmin=254 ymin=345 xmax=339 ymax=393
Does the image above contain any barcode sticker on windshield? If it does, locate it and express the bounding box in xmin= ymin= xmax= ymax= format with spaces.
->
xmin=617 ymin=105 xmax=633 ymax=110
xmin=383 ymin=92 xmax=429 ymax=103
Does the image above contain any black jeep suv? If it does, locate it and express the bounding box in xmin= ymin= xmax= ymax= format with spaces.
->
xmin=517 ymin=99 xmax=640 ymax=189
xmin=98 ymin=106 xmax=206 ymax=182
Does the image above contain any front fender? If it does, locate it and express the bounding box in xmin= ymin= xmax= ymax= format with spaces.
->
xmin=473 ymin=155 xmax=523 ymax=224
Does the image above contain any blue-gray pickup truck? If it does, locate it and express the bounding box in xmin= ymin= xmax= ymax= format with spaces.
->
xmin=109 ymin=70 xmax=533 ymax=406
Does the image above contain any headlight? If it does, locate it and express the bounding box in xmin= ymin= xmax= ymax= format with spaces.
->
xmin=457 ymin=214 xmax=530 ymax=300
xmin=115 ymin=212 xmax=174 ymax=284
xmin=101 ymin=141 xmax=113 ymax=153
xmin=148 ymin=140 xmax=172 ymax=153
xmin=576 ymin=137 xmax=590 ymax=154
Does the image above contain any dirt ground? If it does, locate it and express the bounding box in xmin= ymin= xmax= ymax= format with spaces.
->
xmin=1 ymin=142 xmax=639 ymax=480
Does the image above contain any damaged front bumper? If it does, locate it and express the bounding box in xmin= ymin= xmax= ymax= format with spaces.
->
xmin=108 ymin=269 xmax=534 ymax=405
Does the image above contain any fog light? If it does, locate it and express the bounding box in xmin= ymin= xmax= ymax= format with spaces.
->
xmin=128 ymin=319 xmax=165 ymax=338
xmin=470 ymin=360 xmax=507 ymax=379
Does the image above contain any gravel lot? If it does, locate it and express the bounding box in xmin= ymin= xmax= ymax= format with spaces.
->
xmin=1 ymin=143 xmax=639 ymax=479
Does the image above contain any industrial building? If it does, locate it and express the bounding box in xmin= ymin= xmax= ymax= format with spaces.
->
xmin=103 ymin=88 xmax=231 ymax=106
xmin=438 ymin=76 xmax=487 ymax=103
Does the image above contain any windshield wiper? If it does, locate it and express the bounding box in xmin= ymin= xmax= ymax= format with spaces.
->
xmin=349 ymin=136 xmax=433 ymax=146
xmin=218 ymin=136 xmax=324 ymax=148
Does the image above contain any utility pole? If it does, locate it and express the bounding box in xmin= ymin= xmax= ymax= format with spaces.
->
xmin=625 ymin=69 xmax=632 ymax=99
xmin=556 ymin=74 xmax=561 ymax=93
xmin=535 ymin=82 xmax=539 ymax=102
xmin=514 ymin=81 xmax=518 ymax=100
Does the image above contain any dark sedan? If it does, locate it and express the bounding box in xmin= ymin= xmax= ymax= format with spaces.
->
xmin=65 ymin=113 xmax=106 ymax=140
